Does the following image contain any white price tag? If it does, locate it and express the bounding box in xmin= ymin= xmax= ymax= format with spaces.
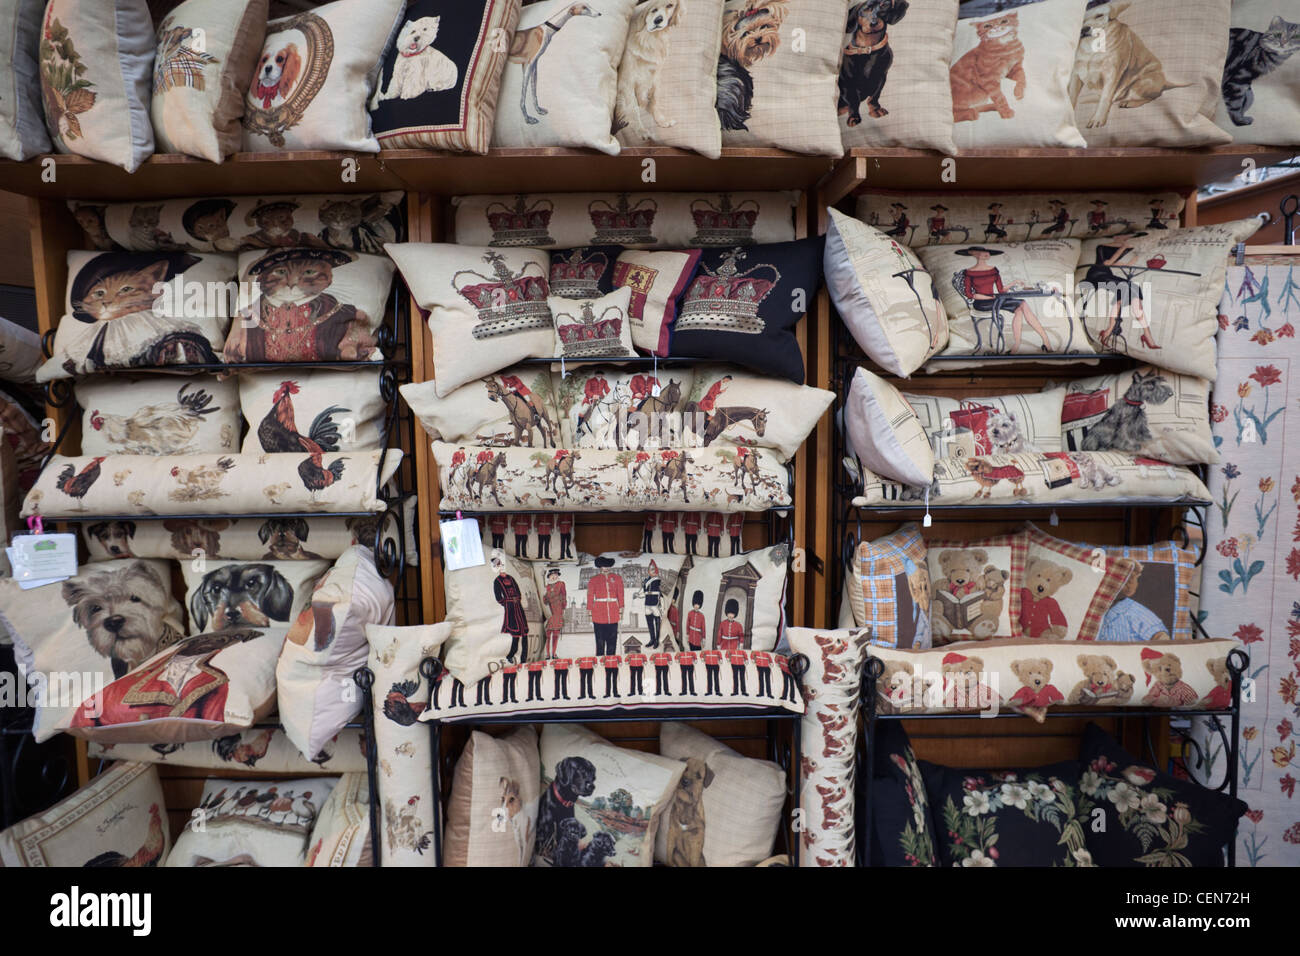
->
xmin=440 ymin=517 xmax=485 ymax=571
xmin=9 ymin=533 xmax=78 ymax=585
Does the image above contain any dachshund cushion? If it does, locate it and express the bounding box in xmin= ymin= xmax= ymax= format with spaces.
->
xmin=306 ymin=771 xmax=372 ymax=867
xmin=82 ymin=516 xmax=388 ymax=563
xmin=445 ymin=727 xmax=541 ymax=867
xmin=77 ymin=374 xmax=240 ymax=457
xmin=402 ymin=366 xmax=566 ymax=449
xmin=900 ymin=386 xmax=1068 ymax=459
xmin=844 ymin=367 xmax=934 ymax=487
xmin=442 ymin=546 xmax=545 ymax=684
xmin=0 ymin=0 xmax=52 ymax=161
xmin=240 ymin=369 xmax=386 ymax=454
xmin=843 ymin=522 xmax=932 ymax=649
xmin=1216 ymin=0 xmax=1300 ymax=145
xmin=181 ymin=558 xmax=329 ymax=636
xmin=87 ymin=727 xmax=370 ymax=774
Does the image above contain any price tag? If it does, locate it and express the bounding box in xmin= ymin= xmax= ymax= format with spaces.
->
xmin=9 ymin=533 xmax=78 ymax=585
xmin=440 ymin=516 xmax=485 ymax=571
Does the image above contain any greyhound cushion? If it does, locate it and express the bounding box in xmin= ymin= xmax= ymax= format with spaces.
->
xmin=1096 ymin=539 xmax=1199 ymax=643
xmin=1216 ymin=0 xmax=1300 ymax=145
xmin=306 ymin=771 xmax=371 ymax=867
xmin=843 ymin=523 xmax=932 ymax=649
xmin=1071 ymin=0 xmax=1233 ymax=147
xmin=1019 ymin=524 xmax=1137 ymax=642
xmin=613 ymin=248 xmax=703 ymax=356
xmin=441 ymin=546 xmax=545 ymax=684
xmin=77 ymin=374 xmax=240 ymax=457
xmin=81 ymin=516 xmax=389 ymax=562
xmin=549 ymin=287 xmax=638 ymax=359
xmin=900 ymin=387 xmax=1068 ymax=459
xmin=240 ymin=369 xmax=386 ymax=454
xmin=445 ymin=727 xmax=541 ymax=867
xmin=369 ymin=0 xmax=522 ymax=154
xmin=926 ymin=532 xmax=1027 ymax=643
xmin=403 ymin=366 xmax=565 ymax=448
xmin=553 ymin=365 xmax=696 ymax=450
xmin=0 ymin=0 xmax=52 ymax=161
xmin=535 ymin=723 xmax=684 ymax=867
xmin=241 ymin=0 xmax=406 ymax=153
xmin=683 ymin=365 xmax=834 ymax=462
xmin=844 ymin=367 xmax=935 ymax=487
xmin=868 ymin=720 xmax=939 ymax=866
xmin=491 ymin=0 xmax=639 ymax=155
xmin=656 ymin=721 xmax=786 ymax=867
xmin=181 ymin=558 xmax=330 ymax=636
xmin=671 ymin=543 xmax=789 ymax=651
xmin=87 ymin=727 xmax=370 ymax=774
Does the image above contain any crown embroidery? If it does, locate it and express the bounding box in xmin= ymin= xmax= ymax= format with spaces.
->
xmin=589 ymin=194 xmax=658 ymax=245
xmin=486 ymin=195 xmax=555 ymax=247
xmin=690 ymin=195 xmax=760 ymax=245
xmin=453 ymin=252 xmax=551 ymax=340
xmin=554 ymin=300 xmax=627 ymax=358
xmin=549 ymin=248 xmax=611 ymax=299
xmin=676 ymin=248 xmax=779 ymax=335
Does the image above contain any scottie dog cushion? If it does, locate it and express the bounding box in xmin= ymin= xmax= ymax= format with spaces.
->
xmin=1216 ymin=0 xmax=1300 ymax=144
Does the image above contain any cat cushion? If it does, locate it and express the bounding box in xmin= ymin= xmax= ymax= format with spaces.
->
xmin=38 ymin=251 xmax=237 ymax=382
xmin=239 ymin=369 xmax=386 ymax=454
xmin=844 ymin=367 xmax=935 ymax=487
xmin=441 ymin=545 xmax=545 ymax=684
xmin=444 ymin=727 xmax=540 ymax=867
xmin=672 ymin=543 xmax=789 ymax=651
xmin=0 ymin=317 xmax=43 ymax=384
xmin=1019 ymin=524 xmax=1137 ymax=642
xmin=87 ymin=727 xmax=370 ymax=773
xmin=401 ymin=366 xmax=565 ymax=449
xmin=241 ymin=0 xmax=405 ymax=152
xmin=180 ymin=557 xmax=330 ymax=636
xmin=0 ymin=0 xmax=53 ymax=160
xmin=900 ymin=387 xmax=1067 ymax=459
xmin=1095 ymin=539 xmax=1199 ymax=643
xmin=166 ymin=775 xmax=336 ymax=866
xmin=38 ymin=0 xmax=156 ymax=172
xmin=81 ymin=515 xmax=389 ymax=562
xmin=549 ymin=287 xmax=637 ymax=359
xmin=306 ymin=771 xmax=372 ymax=867
xmin=612 ymin=248 xmax=702 ymax=356
xmin=77 ymin=374 xmax=240 ymax=457
xmin=1216 ymin=0 xmax=1300 ymax=144
xmin=843 ymin=523 xmax=933 ymax=649
xmin=370 ymin=0 xmax=521 ymax=154
xmin=150 ymin=0 xmax=268 ymax=162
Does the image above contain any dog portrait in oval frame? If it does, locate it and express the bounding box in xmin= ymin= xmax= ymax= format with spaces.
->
xmin=244 ymin=13 xmax=335 ymax=148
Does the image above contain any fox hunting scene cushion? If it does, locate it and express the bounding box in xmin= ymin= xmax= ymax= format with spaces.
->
xmin=682 ymin=366 xmax=834 ymax=462
xmin=900 ymin=387 xmax=1067 ymax=459
xmin=554 ymin=366 xmax=697 ymax=451
xmin=81 ymin=515 xmax=386 ymax=562
xmin=77 ymin=375 xmax=240 ymax=457
xmin=403 ymin=367 xmax=564 ymax=448
xmin=240 ymin=369 xmax=386 ymax=454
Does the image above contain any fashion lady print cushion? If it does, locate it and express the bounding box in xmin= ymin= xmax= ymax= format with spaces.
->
xmin=403 ymin=366 xmax=564 ymax=448
xmin=370 ymin=0 xmax=521 ymax=153
xmin=0 ymin=0 xmax=52 ymax=160
xmin=77 ymin=375 xmax=240 ymax=457
xmin=81 ymin=516 xmax=387 ymax=562
xmin=1216 ymin=0 xmax=1300 ymax=144
xmin=240 ymin=369 xmax=386 ymax=454
xmin=901 ymin=387 xmax=1067 ymax=460
xmin=844 ymin=367 xmax=934 ymax=487
xmin=672 ymin=543 xmax=788 ymax=652
xmin=166 ymin=776 xmax=337 ymax=866
xmin=442 ymin=546 xmax=545 ymax=685
xmin=445 ymin=726 xmax=540 ymax=867
xmin=844 ymin=523 xmax=932 ymax=649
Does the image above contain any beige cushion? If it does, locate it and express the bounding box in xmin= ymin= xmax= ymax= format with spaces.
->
xmin=445 ymin=727 xmax=540 ymax=866
xmin=1020 ymin=524 xmax=1136 ymax=642
xmin=685 ymin=365 xmax=834 ymax=462
xmin=0 ymin=317 xmax=43 ymax=384
xmin=901 ymin=387 xmax=1068 ymax=458
xmin=81 ymin=516 xmax=385 ymax=562
xmin=443 ymin=546 xmax=545 ymax=683
xmin=554 ymin=365 xmax=695 ymax=449
xmin=673 ymin=543 xmax=789 ymax=650
xmin=402 ymin=367 xmax=564 ymax=448
xmin=78 ymin=375 xmax=240 ymax=456
xmin=88 ymin=727 xmax=369 ymax=773
xmin=550 ymin=287 xmax=637 ymax=359
xmin=0 ymin=0 xmax=52 ymax=161
xmin=928 ymin=532 xmax=1026 ymax=642
xmin=240 ymin=369 xmax=385 ymax=453
xmin=614 ymin=248 xmax=702 ymax=355
xmin=844 ymin=367 xmax=934 ymax=487
xmin=1216 ymin=1 xmax=1300 ymax=143
xmin=166 ymin=775 xmax=336 ymax=866
xmin=307 ymin=771 xmax=372 ymax=866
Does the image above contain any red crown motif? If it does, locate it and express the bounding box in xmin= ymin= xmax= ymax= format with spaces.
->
xmin=486 ymin=195 xmax=555 ymax=247
xmin=452 ymin=252 xmax=552 ymax=340
xmin=549 ymin=248 xmax=611 ymax=299
xmin=689 ymin=195 xmax=760 ymax=245
xmin=554 ymin=300 xmax=627 ymax=358
xmin=589 ymin=194 xmax=658 ymax=245
xmin=676 ymin=248 xmax=779 ymax=335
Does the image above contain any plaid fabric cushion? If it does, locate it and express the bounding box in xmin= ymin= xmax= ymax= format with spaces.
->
xmin=1100 ymin=541 xmax=1199 ymax=642
xmin=154 ymin=25 xmax=218 ymax=95
xmin=849 ymin=523 xmax=931 ymax=649
xmin=1019 ymin=525 xmax=1137 ymax=641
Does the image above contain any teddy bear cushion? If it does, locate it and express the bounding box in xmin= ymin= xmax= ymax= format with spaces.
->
xmin=1096 ymin=540 xmax=1199 ymax=643
xmin=902 ymin=387 xmax=1067 ymax=460
xmin=444 ymin=726 xmax=540 ymax=867
xmin=0 ymin=0 xmax=52 ymax=161
xmin=1216 ymin=0 xmax=1300 ymax=145
xmin=869 ymin=720 xmax=939 ymax=867
xmin=1018 ymin=524 xmax=1136 ymax=641
xmin=845 ymin=522 xmax=932 ymax=649
xmin=927 ymin=532 xmax=1026 ymax=643
xmin=77 ymin=374 xmax=240 ymax=457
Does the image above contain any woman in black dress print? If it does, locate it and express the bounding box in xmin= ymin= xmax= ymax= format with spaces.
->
xmin=491 ymin=550 xmax=529 ymax=663
xmin=1082 ymin=233 xmax=1158 ymax=351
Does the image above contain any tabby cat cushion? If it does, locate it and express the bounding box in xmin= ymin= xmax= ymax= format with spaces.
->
xmin=0 ymin=0 xmax=52 ymax=160
xmin=81 ymin=515 xmax=387 ymax=562
xmin=166 ymin=776 xmax=337 ymax=866
xmin=77 ymin=375 xmax=240 ymax=457
xmin=240 ymin=369 xmax=386 ymax=454
xmin=444 ymin=727 xmax=540 ymax=867
xmin=1216 ymin=0 xmax=1300 ymax=144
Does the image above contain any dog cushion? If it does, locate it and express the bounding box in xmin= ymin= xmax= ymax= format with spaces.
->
xmin=240 ymin=369 xmax=385 ymax=454
xmin=868 ymin=720 xmax=939 ymax=867
xmin=150 ymin=0 xmax=268 ymax=162
xmin=1096 ymin=539 xmax=1199 ymax=643
xmin=672 ymin=543 xmax=788 ymax=651
xmin=844 ymin=523 xmax=932 ymax=649
xmin=0 ymin=0 xmax=52 ymax=161
xmin=550 ymin=286 xmax=637 ymax=360
xmin=949 ymin=0 xmax=1089 ymax=148
xmin=491 ymin=0 xmax=638 ymax=155
xmin=639 ymin=511 xmax=744 ymax=555
xmin=1216 ymin=0 xmax=1300 ymax=145
xmin=1018 ymin=524 xmax=1136 ymax=642
xmin=901 ymin=387 xmax=1068 ymax=459
xmin=181 ymin=558 xmax=329 ymax=636
xmin=370 ymin=0 xmax=521 ymax=154
xmin=535 ymin=723 xmax=684 ymax=867
xmin=825 ymin=208 xmax=949 ymax=377
xmin=77 ymin=374 xmax=240 ymax=457
xmin=927 ymin=532 xmax=1026 ymax=643
xmin=307 ymin=771 xmax=372 ymax=867
xmin=38 ymin=0 xmax=156 ymax=172
xmin=612 ymin=248 xmax=702 ymax=356
xmin=655 ymin=721 xmax=786 ymax=867
xmin=402 ymin=366 xmax=565 ymax=448
xmin=444 ymin=727 xmax=541 ymax=867
xmin=82 ymin=516 xmax=389 ymax=562
xmin=844 ymin=367 xmax=934 ymax=487
xmin=38 ymin=252 xmax=237 ymax=383
xmin=442 ymin=545 xmax=545 ymax=685
xmin=87 ymin=727 xmax=369 ymax=773
xmin=241 ymin=0 xmax=405 ymax=152
xmin=1071 ymin=0 xmax=1232 ymax=147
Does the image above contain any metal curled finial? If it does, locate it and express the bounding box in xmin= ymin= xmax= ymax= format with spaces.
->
xmin=352 ymin=667 xmax=374 ymax=692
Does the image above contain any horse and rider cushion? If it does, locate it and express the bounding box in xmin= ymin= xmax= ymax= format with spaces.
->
xmin=899 ymin=387 xmax=1067 ymax=459
xmin=76 ymin=374 xmax=240 ymax=456
xmin=404 ymin=366 xmax=564 ymax=449
xmin=240 ymin=369 xmax=386 ymax=454
xmin=445 ymin=726 xmax=541 ymax=867
xmin=682 ymin=365 xmax=834 ymax=462
xmin=1216 ymin=0 xmax=1300 ymax=145
xmin=844 ymin=367 xmax=934 ymax=487
xmin=553 ymin=365 xmax=697 ymax=451
xmin=549 ymin=287 xmax=638 ymax=359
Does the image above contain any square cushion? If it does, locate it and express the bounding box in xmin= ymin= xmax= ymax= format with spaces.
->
xmin=150 ymin=0 xmax=268 ymax=162
xmin=307 ymin=771 xmax=372 ymax=866
xmin=89 ymin=726 xmax=369 ymax=774
xmin=950 ymin=0 xmax=1089 ymax=148
xmin=39 ymin=251 xmax=236 ymax=382
xmin=182 ymin=558 xmax=329 ymax=634
xmin=1096 ymin=540 xmax=1198 ymax=643
xmin=825 ymin=208 xmax=949 ymax=377
xmin=845 ymin=522 xmax=932 ymax=649
xmin=1072 ymin=0 xmax=1232 ymax=147
xmin=81 ymin=516 xmax=382 ymax=562
xmin=443 ymin=546 xmax=545 ymax=684
xmin=869 ymin=720 xmax=938 ymax=866
xmin=166 ymin=775 xmax=337 ymax=866
xmin=717 ymin=0 xmax=844 ymax=156
xmin=928 ymin=532 xmax=1027 ymax=642
xmin=240 ymin=369 xmax=385 ymax=454
xmin=0 ymin=0 xmax=53 ymax=160
xmin=554 ymin=365 xmax=695 ymax=449
xmin=445 ymin=726 xmax=540 ymax=866
xmin=1217 ymin=1 xmax=1300 ymax=143
xmin=683 ymin=365 xmax=833 ymax=462
xmin=370 ymin=0 xmax=521 ymax=154
xmin=1018 ymin=524 xmax=1136 ymax=642
xmin=492 ymin=0 xmax=638 ymax=155
xmin=614 ymin=0 xmax=725 ymax=158
xmin=613 ymin=248 xmax=702 ymax=356
xmin=901 ymin=387 xmax=1067 ymax=459
xmin=39 ymin=0 xmax=155 ymax=172
xmin=0 ymin=317 xmax=43 ymax=384
xmin=403 ymin=365 xmax=564 ymax=448
xmin=845 ymin=367 xmax=934 ymax=487
xmin=639 ymin=511 xmax=744 ymax=555
xmin=535 ymin=722 xmax=684 ymax=867
xmin=78 ymin=374 xmax=240 ymax=456
xmin=673 ymin=543 xmax=789 ymax=651
xmin=550 ymin=286 xmax=637 ymax=359
xmin=241 ymin=0 xmax=405 ymax=152
xmin=548 ymin=245 xmax=623 ymax=299
xmin=669 ymin=237 xmax=823 ymax=384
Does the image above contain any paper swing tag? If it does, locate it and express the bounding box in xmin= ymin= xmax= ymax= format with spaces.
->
xmin=9 ymin=519 xmax=78 ymax=587
xmin=440 ymin=514 xmax=485 ymax=571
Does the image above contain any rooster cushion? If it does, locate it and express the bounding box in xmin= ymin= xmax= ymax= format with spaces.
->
xmin=239 ymin=369 xmax=386 ymax=455
xmin=77 ymin=374 xmax=240 ymax=457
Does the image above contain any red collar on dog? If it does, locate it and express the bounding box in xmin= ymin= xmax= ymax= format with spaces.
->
xmin=399 ymin=47 xmax=426 ymax=57
xmin=551 ymin=781 xmax=574 ymax=808
xmin=1124 ymin=398 xmax=1143 ymax=406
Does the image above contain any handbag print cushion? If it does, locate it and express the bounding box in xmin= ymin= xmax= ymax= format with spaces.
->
xmin=901 ymin=387 xmax=1067 ymax=459
xmin=1216 ymin=0 xmax=1300 ymax=144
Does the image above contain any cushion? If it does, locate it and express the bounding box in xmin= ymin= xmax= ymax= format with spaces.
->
xmin=240 ymin=369 xmax=385 ymax=454
xmin=442 ymin=545 xmax=545 ymax=684
xmin=369 ymin=0 xmax=521 ymax=154
xmin=0 ymin=0 xmax=53 ymax=160
xmin=553 ymin=365 xmax=696 ymax=450
xmin=1019 ymin=524 xmax=1136 ymax=643
xmin=669 ymin=237 xmax=823 ymax=384
xmin=307 ymin=771 xmax=372 ymax=866
xmin=1071 ymin=0 xmax=1232 ymax=147
xmin=640 ymin=511 xmax=743 ymax=555
xmin=535 ymin=723 xmax=684 ymax=867
xmin=277 ymin=546 xmax=395 ymax=759
xmin=1077 ymin=218 xmax=1263 ymax=380
xmin=1217 ymin=1 xmax=1300 ymax=143
xmin=548 ymin=245 xmax=622 ymax=299
xmin=825 ymin=208 xmax=949 ymax=377
xmin=614 ymin=0 xmax=724 ymax=157
xmin=839 ymin=0 xmax=959 ymax=153
xmin=0 ymin=761 xmax=168 ymax=866
xmin=673 ymin=543 xmax=789 ymax=650
xmin=182 ymin=558 xmax=328 ymax=634
xmin=1057 ymin=366 xmax=1217 ymax=465
xmin=550 ymin=286 xmax=637 ymax=359
xmin=0 ymin=317 xmax=43 ymax=385
xmin=844 ymin=367 xmax=934 ymax=487
xmin=402 ymin=366 xmax=564 ymax=448
xmin=82 ymin=515 xmax=387 ymax=562
xmin=717 ymin=0 xmax=844 ymax=156
xmin=656 ymin=721 xmax=785 ymax=867
xmin=901 ymin=387 xmax=1067 ymax=459
xmin=928 ymin=532 xmax=1026 ymax=643
xmin=77 ymin=374 xmax=240 ymax=456
xmin=87 ymin=726 xmax=370 ymax=773
xmin=491 ymin=0 xmax=637 ymax=155
xmin=386 ymin=243 xmax=553 ymax=396
xmin=241 ymin=0 xmax=405 ymax=152
xmin=1080 ymin=722 xmax=1247 ymax=866
xmin=0 ymin=559 xmax=184 ymax=742
xmin=445 ymin=726 xmax=541 ymax=867
xmin=950 ymin=0 xmax=1089 ymax=148
xmin=165 ymin=776 xmax=337 ymax=866
xmin=150 ymin=0 xmax=268 ymax=162
xmin=918 ymin=239 xmax=1091 ymax=358
xmin=869 ymin=721 xmax=938 ymax=866
xmin=0 ymin=387 xmax=50 ymax=491
xmin=38 ymin=251 xmax=236 ymax=382
xmin=683 ymin=367 xmax=833 ymax=461
xmin=613 ymin=248 xmax=702 ymax=356
xmin=1096 ymin=540 xmax=1198 ymax=643
xmin=39 ymin=0 xmax=155 ymax=172
xmin=481 ymin=512 xmax=577 ymax=562
xmin=844 ymin=522 xmax=932 ymax=649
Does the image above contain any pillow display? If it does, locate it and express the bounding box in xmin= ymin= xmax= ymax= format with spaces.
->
xmin=1076 ymin=218 xmax=1262 ymax=380
xmin=825 ymin=208 xmax=948 ymax=377
xmin=39 ymin=251 xmax=236 ymax=382
xmin=403 ymin=367 xmax=563 ymax=448
xmin=150 ymin=0 xmax=268 ymax=162
xmin=240 ymin=369 xmax=385 ymax=454
xmin=442 ymin=546 xmax=545 ymax=684
xmin=1217 ymin=0 xmax=1300 ymax=144
xmin=369 ymin=0 xmax=521 ymax=153
xmin=307 ymin=771 xmax=372 ymax=867
xmin=481 ymin=513 xmax=576 ymax=563
xmin=0 ymin=559 xmax=184 ymax=742
xmin=0 ymin=761 xmax=168 ymax=867
xmin=613 ymin=248 xmax=702 ymax=356
xmin=1019 ymin=525 xmax=1136 ymax=642
xmin=445 ymin=726 xmax=540 ymax=867
xmin=0 ymin=0 xmax=52 ymax=160
xmin=901 ymin=387 xmax=1067 ymax=459
xmin=869 ymin=721 xmax=938 ymax=867
xmin=535 ymin=723 xmax=684 ymax=867
xmin=673 ymin=543 xmax=789 ymax=651
xmin=182 ymin=558 xmax=328 ymax=634
xmin=241 ymin=0 xmax=405 ymax=152
xmin=917 ymin=239 xmax=1091 ymax=358
xmin=928 ymin=532 xmax=1026 ymax=643
xmin=717 ymin=0 xmax=844 ymax=156
xmin=549 ymin=286 xmax=637 ymax=359
xmin=683 ymin=365 xmax=833 ymax=461
xmin=671 ymin=237 xmax=822 ymax=383
xmin=614 ymin=0 xmax=725 ymax=158
xmin=82 ymin=515 xmax=387 ymax=562
xmin=1096 ymin=541 xmax=1199 ymax=643
xmin=492 ymin=0 xmax=637 ymax=155
xmin=548 ymin=245 xmax=622 ymax=299
xmin=640 ymin=512 xmax=744 ymax=556
xmin=38 ymin=0 xmax=155 ymax=172
xmin=385 ymin=243 xmax=553 ymax=397
xmin=277 ymin=547 xmax=395 ymax=759
xmin=1080 ymin=722 xmax=1247 ymax=866
xmin=1058 ymin=366 xmax=1217 ymax=465
xmin=844 ymin=523 xmax=932 ymax=649
xmin=166 ymin=776 xmax=337 ymax=866
xmin=844 ymin=367 xmax=934 ymax=487
xmin=77 ymin=375 xmax=240 ymax=456
xmin=839 ymin=0 xmax=959 ymax=153
xmin=1070 ymin=0 xmax=1232 ymax=147
xmin=949 ymin=0 xmax=1089 ymax=148
xmin=656 ymin=721 xmax=786 ymax=867
xmin=88 ymin=726 xmax=370 ymax=773
xmin=0 ymin=317 xmax=43 ymax=385
xmin=0 ymin=387 xmax=51 ymax=492
xmin=554 ymin=366 xmax=696 ymax=450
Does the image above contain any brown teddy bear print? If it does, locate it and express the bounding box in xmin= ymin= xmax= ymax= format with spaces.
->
xmin=932 ymin=549 xmax=1007 ymax=641
xmin=1008 ymin=657 xmax=1064 ymax=721
xmin=1018 ymin=555 xmax=1073 ymax=640
xmin=1140 ymin=648 xmax=1198 ymax=707
xmin=940 ymin=651 xmax=994 ymax=710
xmin=1198 ymin=656 xmax=1232 ymax=710
xmin=1067 ymin=653 xmax=1135 ymax=706
xmin=878 ymin=659 xmax=915 ymax=714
